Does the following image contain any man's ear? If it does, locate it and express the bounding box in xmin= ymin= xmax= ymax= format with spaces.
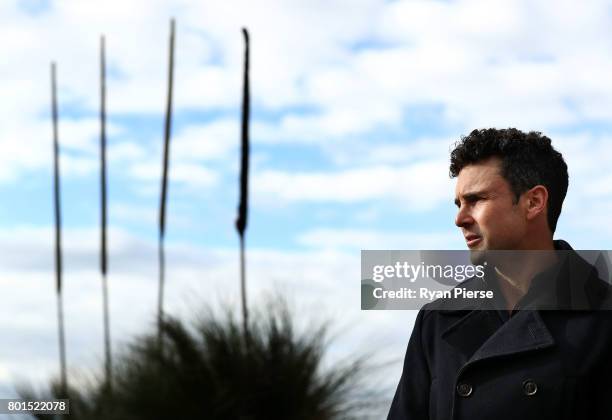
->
xmin=523 ymin=185 xmax=548 ymax=221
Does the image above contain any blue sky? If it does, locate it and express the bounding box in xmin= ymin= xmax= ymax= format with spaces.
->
xmin=2 ymin=0 xmax=612 ymax=414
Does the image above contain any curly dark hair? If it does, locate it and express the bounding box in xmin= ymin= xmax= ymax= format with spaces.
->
xmin=449 ymin=128 xmax=568 ymax=234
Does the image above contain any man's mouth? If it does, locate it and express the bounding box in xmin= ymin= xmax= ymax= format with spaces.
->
xmin=465 ymin=234 xmax=482 ymax=247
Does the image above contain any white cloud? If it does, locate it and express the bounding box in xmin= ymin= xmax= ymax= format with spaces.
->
xmin=128 ymin=161 xmax=218 ymax=188
xmin=3 ymin=0 xmax=612 ymax=186
xmin=172 ymin=119 xmax=238 ymax=161
xmin=109 ymin=203 xmax=158 ymax=225
xmin=169 ymin=162 xmax=219 ymax=188
xmin=60 ymin=153 xmax=98 ymax=177
xmin=297 ymin=228 xmax=463 ymax=250
xmin=59 ymin=118 xmax=122 ymax=154
xmin=107 ymin=141 xmax=146 ymax=162
xmin=584 ymin=175 xmax=612 ymax=197
xmin=253 ymin=160 xmax=454 ymax=210
xmin=109 ymin=202 xmax=196 ymax=231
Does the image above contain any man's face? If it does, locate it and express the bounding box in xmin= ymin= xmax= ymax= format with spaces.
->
xmin=454 ymin=157 xmax=527 ymax=251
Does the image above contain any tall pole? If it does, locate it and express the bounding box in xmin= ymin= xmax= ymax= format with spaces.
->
xmin=158 ymin=19 xmax=175 ymax=345
xmin=99 ymin=35 xmax=112 ymax=390
xmin=236 ymin=28 xmax=250 ymax=335
xmin=51 ymin=62 xmax=67 ymax=396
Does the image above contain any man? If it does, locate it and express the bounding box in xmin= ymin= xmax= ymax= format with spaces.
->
xmin=388 ymin=128 xmax=612 ymax=419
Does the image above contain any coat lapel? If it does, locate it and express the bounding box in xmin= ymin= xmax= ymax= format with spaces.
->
xmin=442 ymin=309 xmax=555 ymax=365
xmin=441 ymin=310 xmax=503 ymax=364
xmin=469 ymin=310 xmax=555 ymax=363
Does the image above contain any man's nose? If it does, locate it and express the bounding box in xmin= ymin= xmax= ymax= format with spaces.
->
xmin=455 ymin=205 xmax=474 ymax=228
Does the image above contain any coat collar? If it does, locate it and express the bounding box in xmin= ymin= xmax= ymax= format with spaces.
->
xmin=470 ymin=310 xmax=554 ymax=363
xmin=441 ymin=309 xmax=555 ymax=364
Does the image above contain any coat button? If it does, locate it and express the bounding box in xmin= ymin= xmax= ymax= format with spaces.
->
xmin=456 ymin=382 xmax=473 ymax=397
xmin=522 ymin=379 xmax=538 ymax=396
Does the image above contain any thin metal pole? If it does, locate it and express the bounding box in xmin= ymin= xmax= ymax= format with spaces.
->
xmin=157 ymin=236 xmax=165 ymax=345
xmin=240 ymin=235 xmax=247 ymax=333
xmin=236 ymin=28 xmax=250 ymax=334
xmin=158 ymin=18 xmax=175 ymax=344
xmin=99 ymin=35 xmax=112 ymax=390
xmin=51 ymin=62 xmax=67 ymax=396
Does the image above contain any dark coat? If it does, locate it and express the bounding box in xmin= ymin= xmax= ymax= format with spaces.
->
xmin=388 ymin=241 xmax=612 ymax=420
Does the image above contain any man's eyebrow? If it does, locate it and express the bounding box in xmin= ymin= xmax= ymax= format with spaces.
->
xmin=454 ymin=191 xmax=487 ymax=207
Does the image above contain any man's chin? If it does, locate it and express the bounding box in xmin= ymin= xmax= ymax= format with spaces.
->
xmin=468 ymin=247 xmax=488 ymax=265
